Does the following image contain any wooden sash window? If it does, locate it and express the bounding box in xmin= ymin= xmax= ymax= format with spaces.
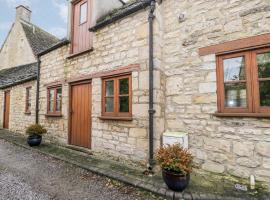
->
xmin=25 ymin=87 xmax=31 ymax=114
xmin=47 ymin=86 xmax=62 ymax=116
xmin=102 ymin=74 xmax=132 ymax=119
xmin=217 ymin=47 xmax=270 ymax=116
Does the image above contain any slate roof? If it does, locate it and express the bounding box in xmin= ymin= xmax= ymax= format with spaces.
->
xmin=21 ymin=21 xmax=60 ymax=56
xmin=0 ymin=62 xmax=38 ymax=89
xmin=90 ymin=0 xmax=151 ymax=32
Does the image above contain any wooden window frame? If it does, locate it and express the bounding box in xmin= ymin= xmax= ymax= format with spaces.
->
xmin=47 ymin=85 xmax=62 ymax=117
xmin=25 ymin=87 xmax=31 ymax=114
xmin=79 ymin=2 xmax=88 ymax=25
xmin=217 ymin=47 xmax=270 ymax=117
xmin=101 ymin=74 xmax=132 ymax=120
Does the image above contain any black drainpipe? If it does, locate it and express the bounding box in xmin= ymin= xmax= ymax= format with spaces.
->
xmin=148 ymin=0 xmax=156 ymax=170
xmin=35 ymin=57 xmax=41 ymax=124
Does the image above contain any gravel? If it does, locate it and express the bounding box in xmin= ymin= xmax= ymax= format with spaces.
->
xmin=0 ymin=139 xmax=164 ymax=200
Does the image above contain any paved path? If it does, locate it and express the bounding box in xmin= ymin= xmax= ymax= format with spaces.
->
xmin=0 ymin=139 xmax=164 ymax=200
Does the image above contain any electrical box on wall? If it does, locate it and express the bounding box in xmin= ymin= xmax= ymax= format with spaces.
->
xmin=163 ymin=132 xmax=188 ymax=149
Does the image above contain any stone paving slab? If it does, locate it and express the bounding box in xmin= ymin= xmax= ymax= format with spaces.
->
xmin=0 ymin=129 xmax=269 ymax=200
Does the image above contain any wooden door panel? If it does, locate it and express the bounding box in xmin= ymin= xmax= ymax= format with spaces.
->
xmin=72 ymin=0 xmax=92 ymax=54
xmin=70 ymin=83 xmax=91 ymax=148
xmin=3 ymin=91 xmax=10 ymax=129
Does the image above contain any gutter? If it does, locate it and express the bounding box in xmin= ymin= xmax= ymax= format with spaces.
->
xmin=148 ymin=0 xmax=156 ymax=170
xmin=89 ymin=0 xmax=151 ymax=32
xmin=37 ymin=39 xmax=69 ymax=57
xmin=0 ymin=77 xmax=37 ymax=90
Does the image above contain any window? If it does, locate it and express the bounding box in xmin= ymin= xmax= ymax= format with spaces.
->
xmin=25 ymin=87 xmax=31 ymax=114
xmin=47 ymin=86 xmax=62 ymax=116
xmin=217 ymin=47 xmax=270 ymax=116
xmin=80 ymin=2 xmax=87 ymax=24
xmin=102 ymin=74 xmax=132 ymax=119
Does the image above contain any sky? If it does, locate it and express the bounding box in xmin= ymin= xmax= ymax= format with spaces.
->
xmin=0 ymin=0 xmax=68 ymax=46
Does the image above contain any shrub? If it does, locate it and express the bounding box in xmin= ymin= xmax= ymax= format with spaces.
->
xmin=156 ymin=144 xmax=193 ymax=175
xmin=26 ymin=124 xmax=47 ymax=136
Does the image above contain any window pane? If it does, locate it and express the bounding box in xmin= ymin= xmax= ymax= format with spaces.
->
xmin=257 ymin=52 xmax=270 ymax=78
xmin=119 ymin=96 xmax=129 ymax=112
xmin=223 ymin=57 xmax=246 ymax=81
xmin=26 ymin=88 xmax=31 ymax=110
xmin=105 ymin=80 xmax=114 ymax=96
xmin=56 ymin=88 xmax=62 ymax=112
xmin=105 ymin=97 xmax=114 ymax=112
xmin=49 ymin=89 xmax=55 ymax=112
xmin=259 ymin=81 xmax=270 ymax=107
xmin=80 ymin=3 xmax=87 ymax=24
xmin=119 ymin=78 xmax=129 ymax=95
xmin=225 ymin=83 xmax=247 ymax=108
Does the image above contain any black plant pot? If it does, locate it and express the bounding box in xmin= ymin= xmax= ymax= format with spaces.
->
xmin=27 ymin=135 xmax=42 ymax=147
xmin=162 ymin=169 xmax=190 ymax=192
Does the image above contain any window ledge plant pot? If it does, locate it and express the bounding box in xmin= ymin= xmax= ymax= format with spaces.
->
xmin=162 ymin=169 xmax=190 ymax=192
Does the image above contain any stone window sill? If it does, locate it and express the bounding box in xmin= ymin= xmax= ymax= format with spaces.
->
xmin=99 ymin=116 xmax=133 ymax=121
xmin=45 ymin=113 xmax=63 ymax=118
xmin=214 ymin=112 xmax=270 ymax=118
xmin=24 ymin=112 xmax=31 ymax=115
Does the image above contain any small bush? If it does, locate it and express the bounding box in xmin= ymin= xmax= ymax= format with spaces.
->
xmin=156 ymin=144 xmax=193 ymax=175
xmin=26 ymin=124 xmax=47 ymax=136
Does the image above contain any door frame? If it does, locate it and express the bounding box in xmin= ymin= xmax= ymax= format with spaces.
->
xmin=68 ymin=79 xmax=92 ymax=148
xmin=3 ymin=90 xmax=10 ymax=129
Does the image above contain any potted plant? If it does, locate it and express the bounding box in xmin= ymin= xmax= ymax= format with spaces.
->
xmin=26 ymin=124 xmax=47 ymax=147
xmin=156 ymin=144 xmax=193 ymax=192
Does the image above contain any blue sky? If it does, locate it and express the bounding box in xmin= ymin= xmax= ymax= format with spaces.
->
xmin=0 ymin=0 xmax=68 ymax=46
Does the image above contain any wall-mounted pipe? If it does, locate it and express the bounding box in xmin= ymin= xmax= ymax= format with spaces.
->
xmin=35 ymin=58 xmax=40 ymax=124
xmin=148 ymin=0 xmax=156 ymax=170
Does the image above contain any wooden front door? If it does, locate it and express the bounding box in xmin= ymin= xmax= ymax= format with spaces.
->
xmin=70 ymin=82 xmax=91 ymax=148
xmin=3 ymin=91 xmax=10 ymax=129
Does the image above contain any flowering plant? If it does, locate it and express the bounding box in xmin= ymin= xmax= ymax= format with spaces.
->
xmin=156 ymin=144 xmax=193 ymax=175
xmin=26 ymin=124 xmax=47 ymax=136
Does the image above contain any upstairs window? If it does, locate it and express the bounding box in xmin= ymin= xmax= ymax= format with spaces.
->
xmin=80 ymin=2 xmax=87 ymax=24
xmin=25 ymin=87 xmax=31 ymax=114
xmin=217 ymin=47 xmax=270 ymax=115
xmin=102 ymin=74 xmax=132 ymax=119
xmin=47 ymin=86 xmax=62 ymax=116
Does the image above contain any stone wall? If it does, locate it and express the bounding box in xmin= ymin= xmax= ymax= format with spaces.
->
xmin=162 ymin=0 xmax=270 ymax=184
xmin=38 ymin=0 xmax=270 ymax=185
xmin=39 ymin=9 xmax=164 ymax=161
xmin=0 ymin=81 xmax=36 ymax=133
xmin=0 ymin=21 xmax=36 ymax=70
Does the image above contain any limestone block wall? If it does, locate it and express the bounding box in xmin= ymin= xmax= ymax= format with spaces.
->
xmin=0 ymin=22 xmax=36 ymax=70
xmin=162 ymin=0 xmax=270 ymax=183
xmin=0 ymin=81 xmax=36 ymax=133
xmin=39 ymin=9 xmax=165 ymax=161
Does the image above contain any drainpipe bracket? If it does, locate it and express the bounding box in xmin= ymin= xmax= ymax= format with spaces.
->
xmin=148 ymin=109 xmax=156 ymax=114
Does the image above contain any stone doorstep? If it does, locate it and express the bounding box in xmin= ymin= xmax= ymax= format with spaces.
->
xmin=0 ymin=130 xmax=265 ymax=200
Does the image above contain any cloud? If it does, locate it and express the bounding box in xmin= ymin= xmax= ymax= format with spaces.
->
xmin=2 ymin=0 xmax=31 ymax=7
xmin=52 ymin=0 xmax=68 ymax=24
xmin=0 ymin=21 xmax=12 ymax=31
xmin=49 ymin=27 xmax=66 ymax=39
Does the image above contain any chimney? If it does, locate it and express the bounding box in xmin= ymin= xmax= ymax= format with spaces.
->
xmin=16 ymin=5 xmax=31 ymax=22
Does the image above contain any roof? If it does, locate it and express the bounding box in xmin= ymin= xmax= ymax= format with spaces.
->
xmin=38 ymin=38 xmax=69 ymax=57
xmin=0 ymin=62 xmax=38 ymax=89
xmin=21 ymin=21 xmax=60 ymax=56
xmin=90 ymin=0 xmax=151 ymax=32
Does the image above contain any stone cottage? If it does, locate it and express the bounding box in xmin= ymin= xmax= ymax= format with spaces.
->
xmin=2 ymin=0 xmax=270 ymax=187
xmin=0 ymin=5 xmax=60 ymax=133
